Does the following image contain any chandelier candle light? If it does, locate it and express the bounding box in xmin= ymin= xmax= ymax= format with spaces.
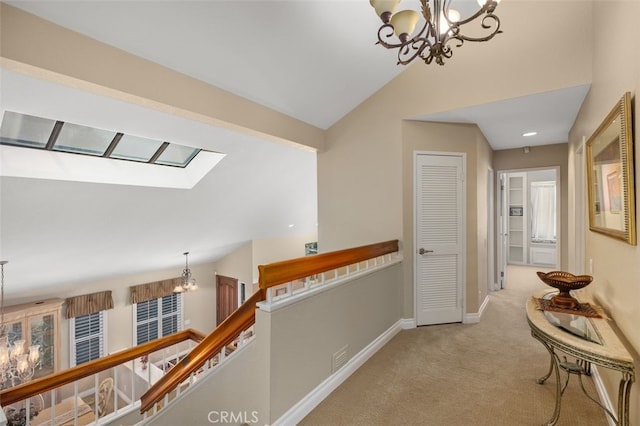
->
xmin=173 ymin=252 xmax=198 ymax=293
xmin=370 ymin=0 xmax=502 ymax=65
xmin=0 ymin=261 xmax=41 ymax=388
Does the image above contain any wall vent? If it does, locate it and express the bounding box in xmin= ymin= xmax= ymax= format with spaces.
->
xmin=332 ymin=345 xmax=349 ymax=373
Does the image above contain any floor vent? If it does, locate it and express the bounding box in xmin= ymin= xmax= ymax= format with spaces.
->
xmin=332 ymin=345 xmax=349 ymax=373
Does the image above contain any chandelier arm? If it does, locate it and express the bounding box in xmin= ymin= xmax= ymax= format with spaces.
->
xmin=376 ymin=24 xmax=401 ymax=48
xmin=454 ymin=15 xmax=501 ymax=43
xmin=376 ymin=21 xmax=430 ymax=50
xmin=397 ymin=38 xmax=432 ymax=66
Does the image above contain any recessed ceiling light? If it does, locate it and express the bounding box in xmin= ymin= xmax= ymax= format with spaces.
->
xmin=522 ymin=131 xmax=537 ymax=137
xmin=288 ymin=224 xmax=295 ymax=228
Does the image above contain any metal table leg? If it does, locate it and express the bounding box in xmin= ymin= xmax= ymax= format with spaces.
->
xmin=532 ymin=332 xmax=562 ymax=426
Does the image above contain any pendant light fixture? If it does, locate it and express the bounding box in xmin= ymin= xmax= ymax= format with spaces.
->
xmin=173 ymin=252 xmax=198 ymax=293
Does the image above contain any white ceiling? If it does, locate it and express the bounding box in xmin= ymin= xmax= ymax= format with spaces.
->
xmin=1 ymin=1 xmax=590 ymax=297
xmin=413 ymin=84 xmax=590 ymax=150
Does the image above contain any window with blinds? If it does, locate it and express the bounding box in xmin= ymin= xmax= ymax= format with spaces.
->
xmin=70 ymin=311 xmax=105 ymax=366
xmin=134 ymin=293 xmax=182 ymax=345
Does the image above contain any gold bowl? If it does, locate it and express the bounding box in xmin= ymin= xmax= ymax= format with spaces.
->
xmin=537 ymin=271 xmax=593 ymax=310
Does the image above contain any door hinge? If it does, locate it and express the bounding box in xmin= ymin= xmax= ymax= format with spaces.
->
xmin=500 ymin=271 xmax=504 ymax=277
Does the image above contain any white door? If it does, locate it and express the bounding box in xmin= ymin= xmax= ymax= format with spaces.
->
xmin=415 ymin=153 xmax=464 ymax=325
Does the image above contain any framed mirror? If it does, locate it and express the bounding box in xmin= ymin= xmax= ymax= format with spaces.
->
xmin=586 ymin=92 xmax=636 ymax=245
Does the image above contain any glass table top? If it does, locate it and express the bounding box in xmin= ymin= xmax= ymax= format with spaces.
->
xmin=541 ymin=292 xmax=603 ymax=345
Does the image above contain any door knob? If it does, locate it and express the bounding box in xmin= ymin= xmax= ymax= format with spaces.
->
xmin=418 ymin=248 xmax=434 ymax=255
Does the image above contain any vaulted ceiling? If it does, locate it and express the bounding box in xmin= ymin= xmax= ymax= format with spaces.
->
xmin=0 ymin=1 xmax=590 ymax=297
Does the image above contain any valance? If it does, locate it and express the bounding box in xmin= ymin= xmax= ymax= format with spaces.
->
xmin=130 ymin=277 xmax=181 ymax=304
xmin=65 ymin=290 xmax=114 ymax=319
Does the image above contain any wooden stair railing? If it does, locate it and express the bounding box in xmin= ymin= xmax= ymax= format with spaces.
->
xmin=139 ymin=288 xmax=266 ymax=413
xmin=0 ymin=328 xmax=206 ymax=407
xmin=139 ymin=239 xmax=399 ymax=414
xmin=258 ymin=239 xmax=399 ymax=289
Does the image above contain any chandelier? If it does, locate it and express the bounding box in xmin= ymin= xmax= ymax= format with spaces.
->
xmin=0 ymin=261 xmax=41 ymax=389
xmin=173 ymin=252 xmax=198 ymax=293
xmin=370 ymin=0 xmax=502 ymax=66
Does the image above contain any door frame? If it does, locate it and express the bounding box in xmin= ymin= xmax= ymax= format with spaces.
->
xmin=487 ymin=167 xmax=496 ymax=291
xmin=497 ymin=166 xmax=561 ymax=274
xmin=413 ymin=150 xmax=466 ymax=325
xmin=572 ymin=138 xmax=586 ymax=274
xmin=498 ymin=173 xmax=507 ymax=289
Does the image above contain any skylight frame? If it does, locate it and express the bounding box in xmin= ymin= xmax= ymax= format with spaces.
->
xmin=0 ymin=111 xmax=202 ymax=168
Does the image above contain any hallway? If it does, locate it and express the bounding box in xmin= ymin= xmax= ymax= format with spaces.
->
xmin=301 ymin=266 xmax=608 ymax=425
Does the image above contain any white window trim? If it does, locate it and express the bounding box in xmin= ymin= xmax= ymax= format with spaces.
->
xmin=133 ymin=293 xmax=183 ymax=346
xmin=69 ymin=311 xmax=107 ymax=367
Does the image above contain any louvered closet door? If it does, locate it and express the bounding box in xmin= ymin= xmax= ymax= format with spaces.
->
xmin=415 ymin=153 xmax=464 ymax=325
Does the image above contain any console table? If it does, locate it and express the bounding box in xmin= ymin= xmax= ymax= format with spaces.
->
xmin=526 ymin=290 xmax=635 ymax=426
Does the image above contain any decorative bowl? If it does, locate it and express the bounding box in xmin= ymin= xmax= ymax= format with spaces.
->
xmin=537 ymin=271 xmax=593 ymax=310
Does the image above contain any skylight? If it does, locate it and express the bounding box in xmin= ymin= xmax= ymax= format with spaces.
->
xmin=0 ymin=111 xmax=200 ymax=168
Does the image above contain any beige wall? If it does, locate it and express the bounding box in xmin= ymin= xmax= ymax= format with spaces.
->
xmin=320 ymin=1 xmax=591 ymax=249
xmin=401 ymin=121 xmax=493 ymax=315
xmin=213 ymin=232 xmax=318 ymax=292
xmin=214 ymin=241 xmax=254 ymax=290
xmin=319 ymin=1 xmax=592 ymax=316
xmin=493 ymin=143 xmax=569 ymax=270
xmin=147 ymin=339 xmax=270 ymax=426
xmin=4 ymin=232 xmax=317 ymax=371
xmin=4 ymin=262 xmax=217 ymax=370
xmin=143 ymin=263 xmax=401 ymax=425
xmin=266 ymin=263 xmax=402 ymax=422
xmin=568 ymin=2 xmax=640 ymax=423
xmin=252 ymin=233 xmax=317 ymax=280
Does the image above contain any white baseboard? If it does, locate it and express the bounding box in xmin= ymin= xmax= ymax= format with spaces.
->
xmin=400 ymin=318 xmax=416 ymax=329
xmin=590 ymin=365 xmax=617 ymax=426
xmin=272 ymin=318 xmax=408 ymax=426
xmin=463 ymin=295 xmax=490 ymax=324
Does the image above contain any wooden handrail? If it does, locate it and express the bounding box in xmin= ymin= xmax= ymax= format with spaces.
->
xmin=139 ymin=289 xmax=266 ymax=413
xmin=0 ymin=328 xmax=205 ymax=407
xmin=258 ymin=239 xmax=399 ymax=289
xmin=140 ymin=239 xmax=400 ymax=414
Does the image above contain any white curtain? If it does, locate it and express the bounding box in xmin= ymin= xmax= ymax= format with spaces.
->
xmin=530 ymin=182 xmax=556 ymax=242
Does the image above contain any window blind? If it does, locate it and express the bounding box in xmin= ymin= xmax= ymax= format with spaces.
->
xmin=71 ymin=311 xmax=105 ymax=366
xmin=134 ymin=293 xmax=182 ymax=345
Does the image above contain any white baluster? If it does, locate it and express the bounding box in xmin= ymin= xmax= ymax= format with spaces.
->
xmin=113 ymin=367 xmax=119 ymax=412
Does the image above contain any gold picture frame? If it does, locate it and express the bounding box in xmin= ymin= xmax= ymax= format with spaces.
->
xmin=586 ymin=92 xmax=636 ymax=245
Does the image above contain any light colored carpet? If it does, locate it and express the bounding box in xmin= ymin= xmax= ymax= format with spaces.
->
xmin=301 ymin=265 xmax=609 ymax=425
